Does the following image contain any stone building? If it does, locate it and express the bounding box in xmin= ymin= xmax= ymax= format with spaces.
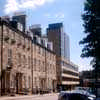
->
xmin=0 ymin=18 xmax=57 ymax=95
xmin=32 ymin=43 xmax=57 ymax=93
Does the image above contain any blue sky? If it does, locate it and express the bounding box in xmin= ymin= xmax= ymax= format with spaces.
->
xmin=0 ymin=0 xmax=92 ymax=71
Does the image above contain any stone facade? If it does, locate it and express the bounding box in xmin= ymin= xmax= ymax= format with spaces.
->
xmin=32 ymin=44 xmax=57 ymax=93
xmin=0 ymin=19 xmax=57 ymax=95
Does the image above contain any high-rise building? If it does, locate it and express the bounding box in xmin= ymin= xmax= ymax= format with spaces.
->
xmin=47 ymin=23 xmax=79 ymax=91
xmin=12 ymin=13 xmax=26 ymax=32
xmin=29 ymin=24 xmax=42 ymax=37
xmin=64 ymin=33 xmax=70 ymax=61
xmin=47 ymin=23 xmax=70 ymax=60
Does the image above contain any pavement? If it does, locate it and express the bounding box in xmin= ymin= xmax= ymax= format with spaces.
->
xmin=0 ymin=93 xmax=59 ymax=100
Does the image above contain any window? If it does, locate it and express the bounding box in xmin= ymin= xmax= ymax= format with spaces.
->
xmin=29 ymin=76 xmax=31 ymax=88
xmin=35 ymin=77 xmax=37 ymax=87
xmin=6 ymin=27 xmax=9 ymax=34
xmin=28 ymin=56 xmax=31 ymax=69
xmin=17 ymin=22 xmax=23 ymax=32
xmin=43 ymin=61 xmax=45 ymax=72
xmin=39 ymin=60 xmax=40 ymax=65
xmin=36 ymin=46 xmax=39 ymax=54
xmin=18 ymin=34 xmax=21 ymax=44
xmin=8 ymin=49 xmax=12 ymax=66
xmin=28 ymin=40 xmax=31 ymax=49
xmin=38 ymin=46 xmax=40 ymax=54
xmin=34 ymin=58 xmax=36 ymax=71
xmin=38 ymin=60 xmax=40 ymax=71
xmin=41 ymin=48 xmax=42 ymax=55
xmin=18 ymin=53 xmax=21 ymax=67
xmin=24 ymin=76 xmax=26 ymax=88
xmin=43 ymin=49 xmax=45 ymax=56
xmin=23 ymin=55 xmax=26 ymax=68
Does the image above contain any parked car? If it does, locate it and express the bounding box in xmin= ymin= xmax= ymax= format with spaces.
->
xmin=95 ymin=98 xmax=100 ymax=100
xmin=58 ymin=91 xmax=96 ymax=100
xmin=72 ymin=89 xmax=96 ymax=99
xmin=75 ymin=87 xmax=96 ymax=94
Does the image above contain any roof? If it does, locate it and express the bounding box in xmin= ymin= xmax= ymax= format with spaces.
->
xmin=0 ymin=17 xmax=55 ymax=55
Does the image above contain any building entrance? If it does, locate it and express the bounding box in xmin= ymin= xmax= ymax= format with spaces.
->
xmin=16 ymin=73 xmax=22 ymax=94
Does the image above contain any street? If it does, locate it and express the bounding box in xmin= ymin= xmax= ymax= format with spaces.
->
xmin=0 ymin=93 xmax=58 ymax=100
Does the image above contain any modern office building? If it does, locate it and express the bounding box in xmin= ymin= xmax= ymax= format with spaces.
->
xmin=12 ymin=13 xmax=26 ymax=32
xmin=1 ymin=14 xmax=25 ymax=32
xmin=30 ymin=26 xmax=53 ymax=51
xmin=29 ymin=24 xmax=42 ymax=37
xmin=47 ymin=23 xmax=70 ymax=60
xmin=64 ymin=33 xmax=70 ymax=61
xmin=47 ymin=23 xmax=79 ymax=90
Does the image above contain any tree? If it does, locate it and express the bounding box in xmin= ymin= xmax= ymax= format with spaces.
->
xmin=79 ymin=0 xmax=100 ymax=96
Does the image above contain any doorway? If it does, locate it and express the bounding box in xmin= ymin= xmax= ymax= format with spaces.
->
xmin=16 ymin=73 xmax=22 ymax=94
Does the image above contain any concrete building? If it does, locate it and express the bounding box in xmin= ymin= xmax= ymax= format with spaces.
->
xmin=12 ymin=12 xmax=26 ymax=32
xmin=47 ymin=23 xmax=79 ymax=91
xmin=0 ymin=18 xmax=57 ymax=95
xmin=29 ymin=24 xmax=42 ymax=37
xmin=47 ymin=23 xmax=70 ymax=60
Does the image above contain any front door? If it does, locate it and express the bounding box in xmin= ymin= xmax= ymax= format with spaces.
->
xmin=16 ymin=73 xmax=22 ymax=94
xmin=5 ymin=71 xmax=10 ymax=94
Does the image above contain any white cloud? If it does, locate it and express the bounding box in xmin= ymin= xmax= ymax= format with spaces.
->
xmin=44 ymin=12 xmax=65 ymax=19
xmin=4 ymin=0 xmax=19 ymax=14
xmin=4 ymin=0 xmax=55 ymax=14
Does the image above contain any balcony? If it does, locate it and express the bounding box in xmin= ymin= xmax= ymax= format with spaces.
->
xmin=62 ymin=81 xmax=79 ymax=85
xmin=62 ymin=66 xmax=79 ymax=74
xmin=62 ymin=73 xmax=79 ymax=79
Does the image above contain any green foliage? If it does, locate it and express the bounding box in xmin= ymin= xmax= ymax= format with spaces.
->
xmin=80 ymin=0 xmax=100 ymax=68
